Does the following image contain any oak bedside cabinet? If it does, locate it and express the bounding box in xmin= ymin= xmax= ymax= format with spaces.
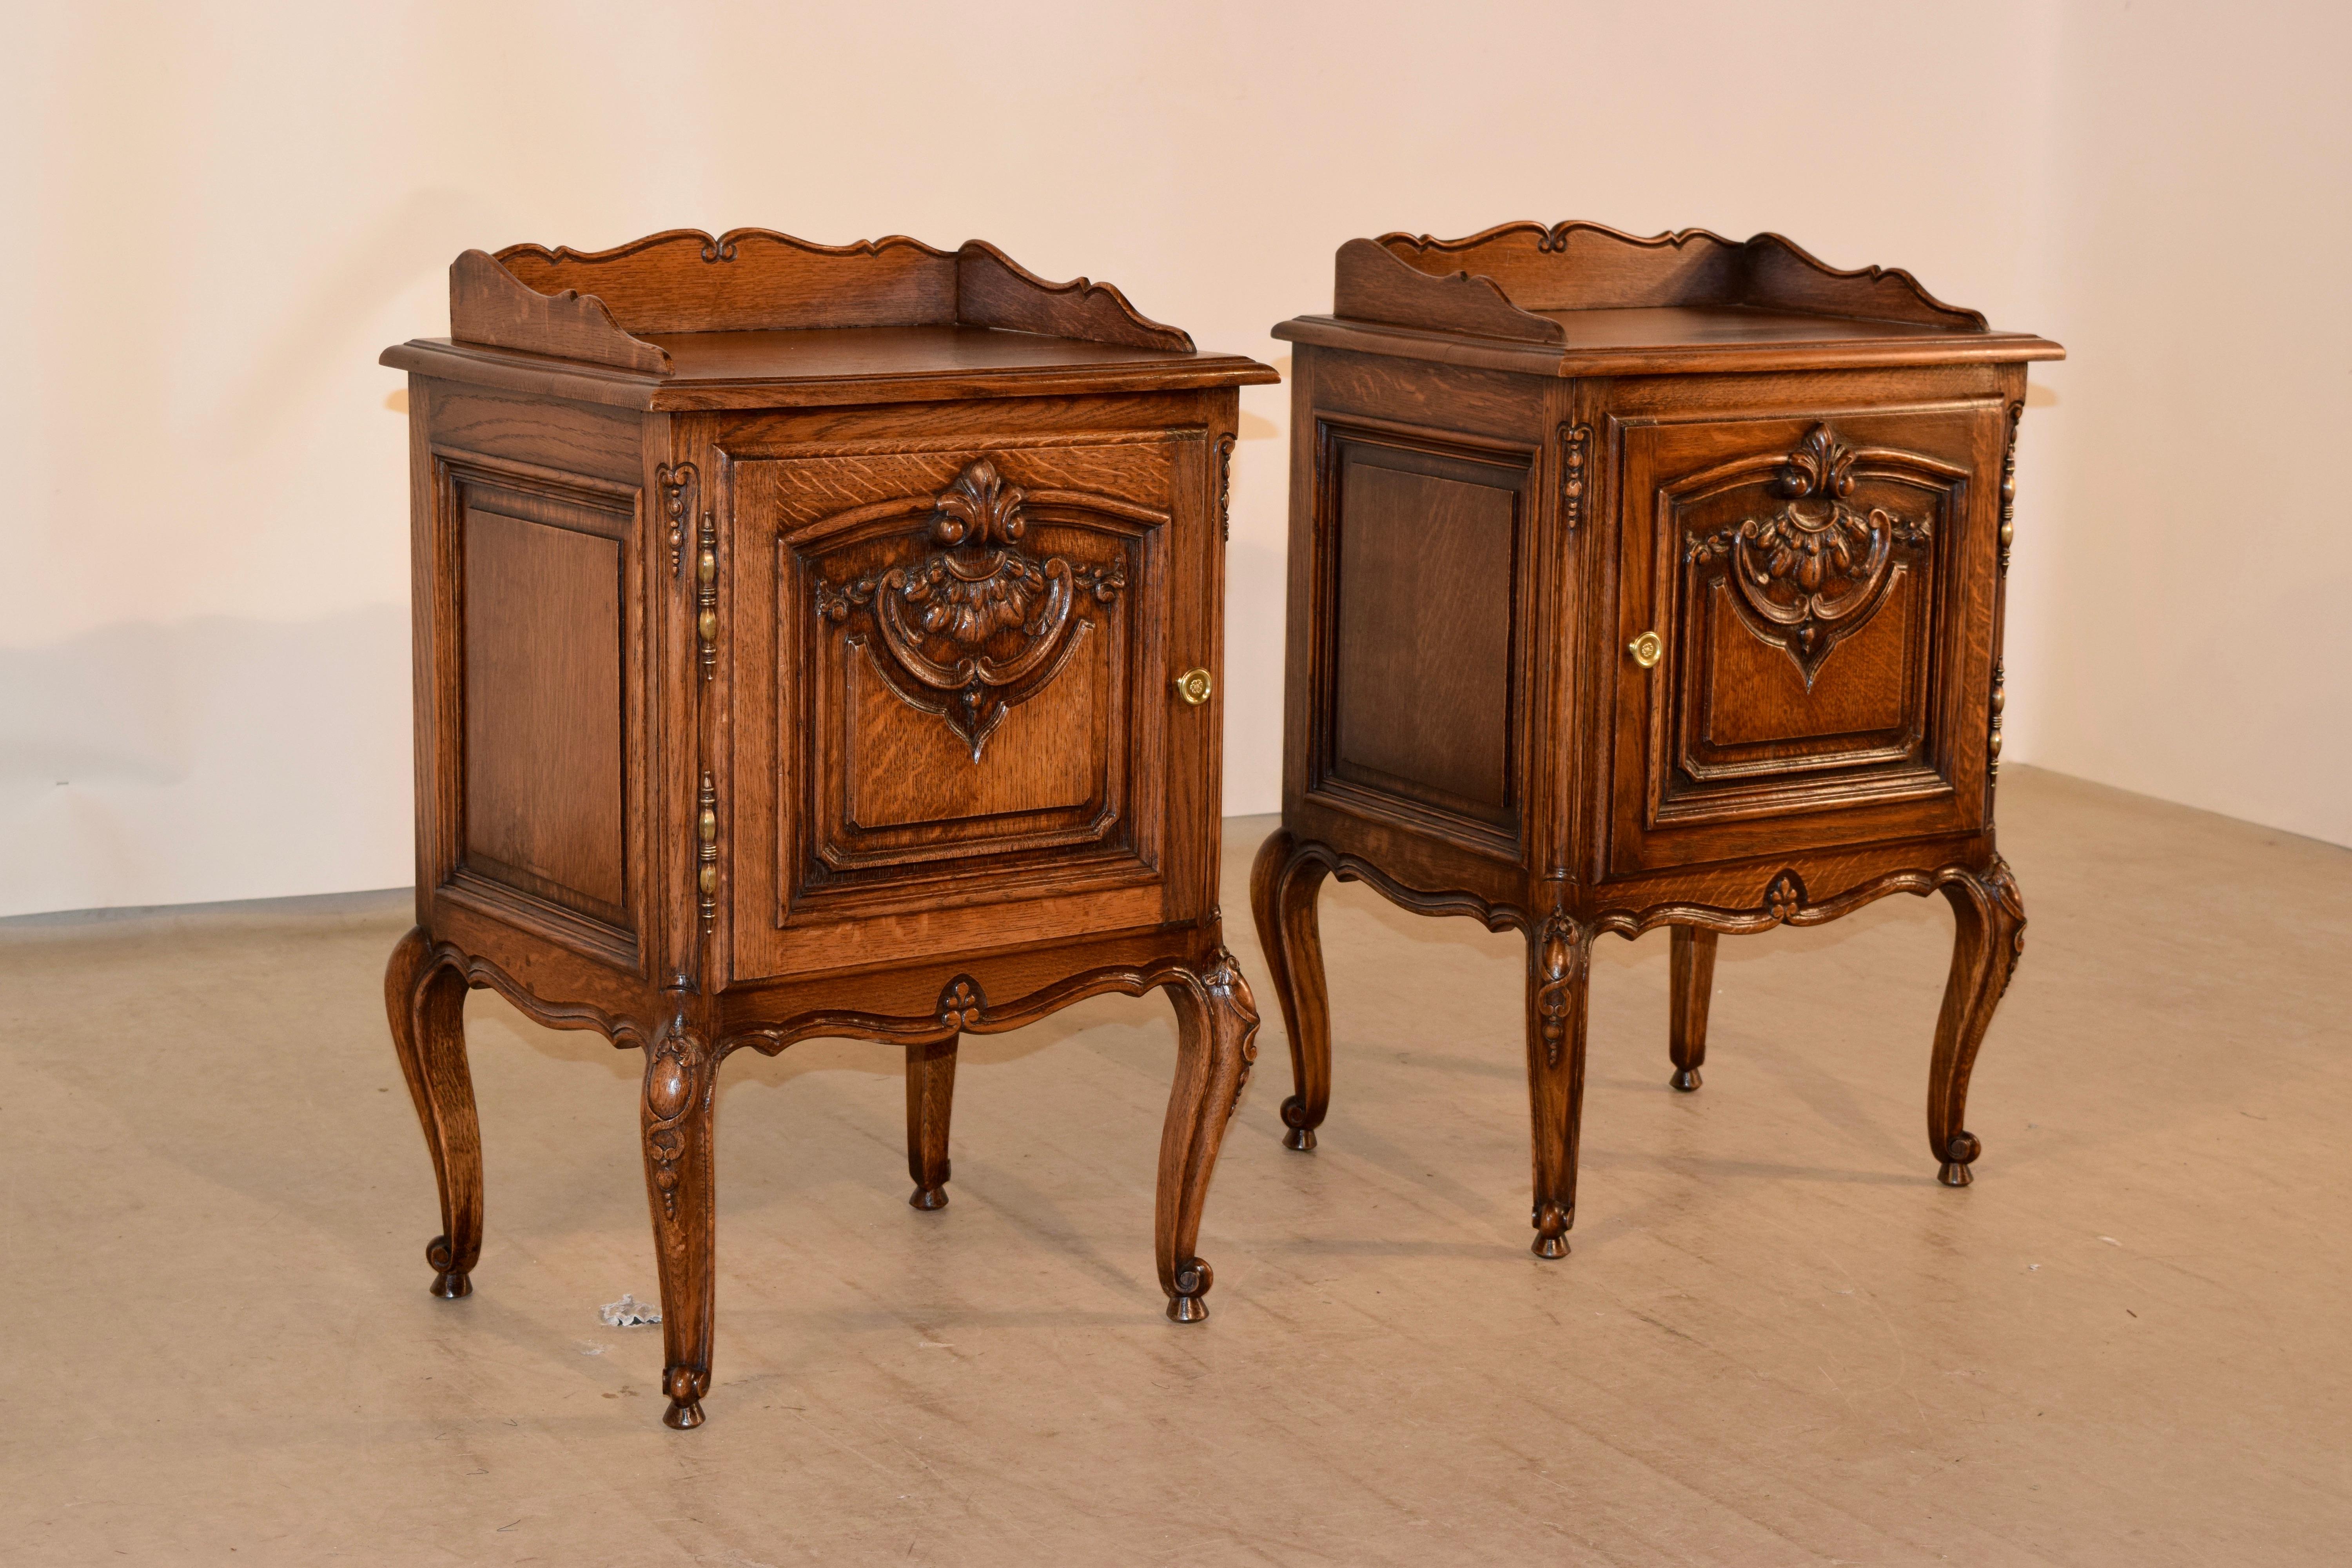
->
xmin=1252 ymin=223 xmax=2061 ymax=1261
xmin=380 ymin=229 xmax=1276 ymax=1428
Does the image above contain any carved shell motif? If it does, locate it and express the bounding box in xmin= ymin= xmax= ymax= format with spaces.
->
xmin=815 ymin=459 xmax=1126 ymax=761
xmin=1686 ymin=425 xmax=1931 ymax=687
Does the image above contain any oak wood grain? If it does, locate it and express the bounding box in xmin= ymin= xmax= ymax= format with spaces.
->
xmin=459 ymin=505 xmax=626 ymax=924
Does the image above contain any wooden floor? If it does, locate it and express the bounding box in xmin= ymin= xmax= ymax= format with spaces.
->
xmin=3 ymin=766 xmax=2347 ymax=1564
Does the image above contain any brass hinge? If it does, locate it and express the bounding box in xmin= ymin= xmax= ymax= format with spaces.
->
xmin=696 ymin=770 xmax=718 ymax=931
xmin=695 ymin=510 xmax=718 ymax=679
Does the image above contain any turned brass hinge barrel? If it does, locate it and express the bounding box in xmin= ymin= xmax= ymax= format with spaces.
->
xmin=696 ymin=771 xmax=718 ymax=931
xmin=696 ymin=511 xmax=718 ymax=679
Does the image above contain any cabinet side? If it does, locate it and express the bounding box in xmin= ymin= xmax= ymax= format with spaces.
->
xmin=1282 ymin=344 xmax=1550 ymax=911
xmin=408 ymin=376 xmax=656 ymax=996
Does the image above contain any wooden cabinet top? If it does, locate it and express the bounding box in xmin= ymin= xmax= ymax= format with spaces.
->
xmin=1274 ymin=221 xmax=2062 ymax=376
xmin=382 ymin=227 xmax=1278 ymax=411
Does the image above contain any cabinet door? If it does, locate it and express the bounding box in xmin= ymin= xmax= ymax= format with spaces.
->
xmin=1603 ymin=402 xmax=2004 ymax=877
xmin=728 ymin=436 xmax=1201 ymax=980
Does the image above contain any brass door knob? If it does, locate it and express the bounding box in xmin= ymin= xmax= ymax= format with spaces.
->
xmin=1627 ymin=630 xmax=1664 ymax=669
xmin=1174 ymin=668 xmax=1214 ymax=705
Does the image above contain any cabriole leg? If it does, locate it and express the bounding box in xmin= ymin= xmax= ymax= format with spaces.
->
xmin=1929 ymin=859 xmax=2027 ymax=1187
xmin=385 ymin=927 xmax=482 ymax=1299
xmin=1156 ymin=951 xmax=1261 ymax=1322
xmin=905 ymin=1035 xmax=957 ymax=1210
xmin=1669 ymin=926 xmax=1718 ymax=1093
xmin=641 ymin=1025 xmax=719 ymax=1429
xmin=1526 ymin=919 xmax=1592 ymax=1259
xmin=1249 ymin=830 xmax=1332 ymax=1152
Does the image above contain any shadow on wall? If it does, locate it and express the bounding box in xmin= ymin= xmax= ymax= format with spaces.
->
xmin=0 ymin=607 xmax=412 ymax=916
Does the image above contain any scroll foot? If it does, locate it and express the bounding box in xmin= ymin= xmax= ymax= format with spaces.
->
xmin=425 ymin=1235 xmax=471 ymax=1299
xmin=1167 ymin=1259 xmax=1212 ymax=1323
xmin=1937 ymin=1131 xmax=1982 ymax=1188
xmin=1279 ymin=1096 xmax=1317 ymax=1152
xmin=661 ymin=1366 xmax=707 ymax=1431
xmin=1532 ymin=1202 xmax=1571 ymax=1260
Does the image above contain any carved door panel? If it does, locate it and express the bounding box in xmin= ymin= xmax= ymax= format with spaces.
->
xmin=1603 ymin=402 xmax=2005 ymax=878
xmin=728 ymin=436 xmax=1198 ymax=981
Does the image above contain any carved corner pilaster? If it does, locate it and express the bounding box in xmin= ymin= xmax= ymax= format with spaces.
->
xmin=1998 ymin=400 xmax=2023 ymax=574
xmin=1215 ymin=431 xmax=1236 ymax=543
xmin=1557 ymin=423 xmax=1591 ymax=530
xmin=657 ymin=462 xmax=698 ymax=580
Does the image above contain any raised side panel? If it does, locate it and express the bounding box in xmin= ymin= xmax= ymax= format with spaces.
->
xmin=461 ymin=505 xmax=626 ymax=920
xmin=1308 ymin=418 xmax=1534 ymax=856
xmin=1333 ymin=464 xmax=1515 ymax=816
xmin=421 ymin=433 xmax=647 ymax=971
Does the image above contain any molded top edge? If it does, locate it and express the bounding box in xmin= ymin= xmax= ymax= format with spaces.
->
xmin=494 ymin=226 xmax=958 ymax=270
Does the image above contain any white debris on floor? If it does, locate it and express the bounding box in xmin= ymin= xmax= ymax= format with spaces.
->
xmin=598 ymin=1294 xmax=660 ymax=1327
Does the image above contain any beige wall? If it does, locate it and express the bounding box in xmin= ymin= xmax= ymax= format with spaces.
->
xmin=3 ymin=1 xmax=2344 ymax=916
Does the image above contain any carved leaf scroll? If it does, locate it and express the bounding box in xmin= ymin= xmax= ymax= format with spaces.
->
xmin=815 ymin=459 xmax=1126 ymax=762
xmin=1686 ymin=424 xmax=1931 ymax=687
